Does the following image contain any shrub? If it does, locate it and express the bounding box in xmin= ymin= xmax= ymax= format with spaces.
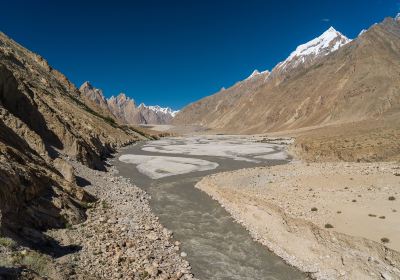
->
xmin=311 ymin=207 xmax=318 ymax=211
xmin=10 ymin=251 xmax=50 ymax=276
xmin=324 ymin=223 xmax=334 ymax=229
xmin=101 ymin=200 xmax=110 ymax=209
xmin=368 ymin=214 xmax=377 ymax=217
xmin=80 ymin=202 xmax=94 ymax=209
xmin=388 ymin=196 xmax=396 ymax=201
xmin=381 ymin=237 xmax=390 ymax=243
xmin=0 ymin=237 xmax=16 ymax=249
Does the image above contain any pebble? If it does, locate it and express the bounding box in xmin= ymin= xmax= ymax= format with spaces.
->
xmin=46 ymin=161 xmax=196 ymax=280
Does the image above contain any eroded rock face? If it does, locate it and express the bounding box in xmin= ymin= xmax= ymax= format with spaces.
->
xmin=0 ymin=119 xmax=89 ymax=236
xmin=80 ymin=82 xmax=178 ymax=125
xmin=107 ymin=93 xmax=178 ymax=124
xmin=0 ymin=31 xmax=139 ymax=240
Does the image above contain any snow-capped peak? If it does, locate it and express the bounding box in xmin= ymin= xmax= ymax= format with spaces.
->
xmin=80 ymin=81 xmax=92 ymax=89
xmin=396 ymin=13 xmax=400 ymax=21
xmin=246 ymin=69 xmax=270 ymax=80
xmin=358 ymin=29 xmax=367 ymax=36
xmin=249 ymin=70 xmax=260 ymax=78
xmin=274 ymin=26 xmax=351 ymax=73
xmin=140 ymin=103 xmax=180 ymax=117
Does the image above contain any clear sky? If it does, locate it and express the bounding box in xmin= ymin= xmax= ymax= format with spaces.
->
xmin=0 ymin=0 xmax=399 ymax=109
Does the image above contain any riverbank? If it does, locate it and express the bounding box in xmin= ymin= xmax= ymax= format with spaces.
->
xmin=114 ymin=136 xmax=307 ymax=279
xmin=196 ymin=162 xmax=400 ymax=279
xmin=46 ymin=159 xmax=196 ymax=280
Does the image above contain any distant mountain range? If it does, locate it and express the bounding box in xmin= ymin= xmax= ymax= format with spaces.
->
xmin=173 ymin=16 xmax=400 ymax=134
xmin=79 ymin=81 xmax=179 ymax=125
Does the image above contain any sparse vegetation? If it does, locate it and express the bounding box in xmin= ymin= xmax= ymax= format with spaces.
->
xmin=140 ymin=271 xmax=149 ymax=279
xmin=101 ymin=200 xmax=110 ymax=209
xmin=0 ymin=237 xmax=16 ymax=248
xmin=122 ymin=125 xmax=152 ymax=139
xmin=81 ymin=202 xmax=94 ymax=209
xmin=379 ymin=216 xmax=385 ymax=219
xmin=104 ymin=116 xmax=116 ymax=126
xmin=381 ymin=237 xmax=390 ymax=243
xmin=7 ymin=250 xmax=51 ymax=277
xmin=68 ymin=95 xmax=118 ymax=128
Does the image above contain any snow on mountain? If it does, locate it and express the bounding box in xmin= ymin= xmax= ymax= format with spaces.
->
xmin=245 ymin=69 xmax=270 ymax=80
xmin=139 ymin=103 xmax=179 ymax=117
xmin=274 ymin=27 xmax=351 ymax=73
xmin=79 ymin=82 xmax=178 ymax=124
xmin=359 ymin=29 xmax=367 ymax=36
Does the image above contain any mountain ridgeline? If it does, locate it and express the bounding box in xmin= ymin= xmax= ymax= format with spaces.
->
xmin=0 ymin=31 xmax=146 ymax=242
xmin=173 ymin=17 xmax=400 ymax=134
xmin=79 ymin=82 xmax=178 ymax=125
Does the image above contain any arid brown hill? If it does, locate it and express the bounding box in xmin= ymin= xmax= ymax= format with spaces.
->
xmin=0 ymin=31 xmax=143 ymax=242
xmin=173 ymin=17 xmax=400 ymax=134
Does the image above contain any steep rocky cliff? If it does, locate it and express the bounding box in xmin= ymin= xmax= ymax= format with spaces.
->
xmin=80 ymin=82 xmax=178 ymax=125
xmin=0 ymin=31 xmax=141 ymax=241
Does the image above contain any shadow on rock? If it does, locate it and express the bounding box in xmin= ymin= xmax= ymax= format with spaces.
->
xmin=76 ymin=176 xmax=92 ymax=187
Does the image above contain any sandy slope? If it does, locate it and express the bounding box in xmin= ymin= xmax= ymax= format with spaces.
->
xmin=196 ymin=162 xmax=400 ymax=279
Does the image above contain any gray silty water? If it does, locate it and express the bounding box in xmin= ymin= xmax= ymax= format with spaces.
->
xmin=114 ymin=138 xmax=307 ymax=280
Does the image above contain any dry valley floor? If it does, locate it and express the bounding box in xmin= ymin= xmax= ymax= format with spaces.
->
xmin=196 ymin=161 xmax=400 ymax=279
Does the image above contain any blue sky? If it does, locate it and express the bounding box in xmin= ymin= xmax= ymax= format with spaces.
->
xmin=0 ymin=0 xmax=399 ymax=109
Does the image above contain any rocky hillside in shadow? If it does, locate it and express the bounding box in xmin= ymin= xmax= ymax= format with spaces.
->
xmin=0 ymin=31 xmax=143 ymax=246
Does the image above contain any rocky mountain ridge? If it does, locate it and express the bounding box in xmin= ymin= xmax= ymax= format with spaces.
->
xmin=272 ymin=27 xmax=351 ymax=76
xmin=0 ymin=31 xmax=144 ymax=247
xmin=79 ymin=81 xmax=178 ymax=125
xmin=173 ymin=17 xmax=400 ymax=135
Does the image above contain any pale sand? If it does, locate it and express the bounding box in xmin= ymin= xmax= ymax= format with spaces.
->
xmin=118 ymin=154 xmax=218 ymax=179
xmin=196 ymin=162 xmax=400 ymax=279
xmin=139 ymin=124 xmax=175 ymax=132
xmin=141 ymin=135 xmax=287 ymax=162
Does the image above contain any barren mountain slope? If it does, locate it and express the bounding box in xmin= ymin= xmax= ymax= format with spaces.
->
xmin=173 ymin=70 xmax=270 ymax=126
xmin=227 ymin=18 xmax=400 ymax=133
xmin=174 ymin=18 xmax=400 ymax=135
xmin=0 ymin=31 xmax=140 ymax=241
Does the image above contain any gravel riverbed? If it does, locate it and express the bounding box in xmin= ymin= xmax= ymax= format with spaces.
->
xmin=48 ymin=160 xmax=196 ymax=280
